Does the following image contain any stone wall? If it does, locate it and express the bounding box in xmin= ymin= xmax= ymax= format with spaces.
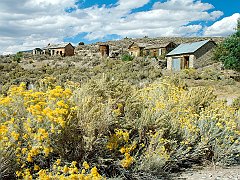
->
xmin=167 ymin=57 xmax=172 ymax=70
xmin=193 ymin=41 xmax=216 ymax=68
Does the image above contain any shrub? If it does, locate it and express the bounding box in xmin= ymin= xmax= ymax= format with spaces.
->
xmin=121 ymin=54 xmax=134 ymax=61
xmin=124 ymin=80 xmax=239 ymax=173
xmin=0 ymin=75 xmax=239 ymax=179
xmin=13 ymin=52 xmax=23 ymax=63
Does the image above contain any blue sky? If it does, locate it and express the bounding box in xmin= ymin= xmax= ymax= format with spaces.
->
xmin=0 ymin=0 xmax=239 ymax=54
xmin=64 ymin=0 xmax=240 ymax=44
xmin=202 ymin=0 xmax=240 ymax=16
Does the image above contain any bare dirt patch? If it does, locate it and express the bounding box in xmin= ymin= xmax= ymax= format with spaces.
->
xmin=173 ymin=165 xmax=240 ymax=180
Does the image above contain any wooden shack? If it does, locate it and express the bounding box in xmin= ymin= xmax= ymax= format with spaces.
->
xmin=128 ymin=42 xmax=150 ymax=57
xmin=99 ymin=44 xmax=109 ymax=57
xmin=166 ymin=40 xmax=216 ymax=71
xmin=43 ymin=43 xmax=75 ymax=57
xmin=144 ymin=42 xmax=177 ymax=58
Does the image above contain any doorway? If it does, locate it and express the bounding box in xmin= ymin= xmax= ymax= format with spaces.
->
xmin=184 ymin=56 xmax=189 ymax=69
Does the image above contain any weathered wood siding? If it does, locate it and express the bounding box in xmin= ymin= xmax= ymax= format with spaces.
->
xmin=129 ymin=45 xmax=141 ymax=57
xmin=99 ymin=45 xmax=109 ymax=57
xmin=166 ymin=42 xmax=177 ymax=53
xmin=65 ymin=44 xmax=75 ymax=56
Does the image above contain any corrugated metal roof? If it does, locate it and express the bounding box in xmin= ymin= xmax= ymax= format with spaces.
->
xmin=166 ymin=40 xmax=211 ymax=56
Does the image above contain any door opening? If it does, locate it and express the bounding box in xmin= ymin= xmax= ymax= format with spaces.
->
xmin=184 ymin=56 xmax=189 ymax=69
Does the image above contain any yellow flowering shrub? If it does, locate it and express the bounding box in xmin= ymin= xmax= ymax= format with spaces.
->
xmin=0 ymin=82 xmax=106 ymax=179
xmin=35 ymin=160 xmax=103 ymax=180
xmin=0 ymin=76 xmax=239 ymax=179
xmin=126 ymin=80 xmax=240 ymax=173
xmin=106 ymin=129 xmax=136 ymax=168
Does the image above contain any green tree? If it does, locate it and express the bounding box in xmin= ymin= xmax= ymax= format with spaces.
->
xmin=237 ymin=18 xmax=240 ymax=31
xmin=213 ymin=18 xmax=240 ymax=71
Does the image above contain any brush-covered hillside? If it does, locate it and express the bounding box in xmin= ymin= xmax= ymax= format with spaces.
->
xmin=0 ymin=37 xmax=239 ymax=180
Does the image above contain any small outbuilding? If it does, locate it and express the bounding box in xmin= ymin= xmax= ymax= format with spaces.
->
xmin=128 ymin=43 xmax=150 ymax=57
xmin=166 ymin=40 xmax=216 ymax=71
xmin=99 ymin=44 xmax=109 ymax=57
xmin=43 ymin=43 xmax=75 ymax=57
xmin=144 ymin=42 xmax=177 ymax=58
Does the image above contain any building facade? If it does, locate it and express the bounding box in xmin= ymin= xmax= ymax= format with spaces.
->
xmin=33 ymin=48 xmax=43 ymax=55
xmin=166 ymin=40 xmax=216 ymax=71
xmin=42 ymin=43 xmax=75 ymax=57
xmin=143 ymin=42 xmax=177 ymax=58
xmin=128 ymin=43 xmax=150 ymax=57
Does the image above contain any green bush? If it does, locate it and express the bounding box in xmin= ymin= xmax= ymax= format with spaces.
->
xmin=13 ymin=52 xmax=23 ymax=63
xmin=121 ymin=54 xmax=134 ymax=61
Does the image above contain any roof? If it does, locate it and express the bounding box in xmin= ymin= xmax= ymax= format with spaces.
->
xmin=43 ymin=43 xmax=73 ymax=49
xmin=166 ymin=40 xmax=215 ymax=56
xmin=34 ymin=48 xmax=43 ymax=51
xmin=99 ymin=44 xmax=109 ymax=47
xmin=128 ymin=42 xmax=151 ymax=49
xmin=145 ymin=42 xmax=175 ymax=50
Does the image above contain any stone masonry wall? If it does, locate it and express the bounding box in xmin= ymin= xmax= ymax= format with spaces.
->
xmin=193 ymin=41 xmax=216 ymax=68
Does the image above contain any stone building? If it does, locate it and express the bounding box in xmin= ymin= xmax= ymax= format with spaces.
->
xmin=143 ymin=42 xmax=177 ymax=58
xmin=43 ymin=43 xmax=75 ymax=57
xmin=166 ymin=40 xmax=216 ymax=71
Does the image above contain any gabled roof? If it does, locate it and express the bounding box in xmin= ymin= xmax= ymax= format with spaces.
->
xmin=34 ymin=48 xmax=43 ymax=51
xmin=166 ymin=40 xmax=216 ymax=56
xmin=43 ymin=43 xmax=74 ymax=49
xmin=128 ymin=42 xmax=151 ymax=49
xmin=145 ymin=42 xmax=175 ymax=50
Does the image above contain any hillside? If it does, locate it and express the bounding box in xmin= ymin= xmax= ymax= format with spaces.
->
xmin=0 ymin=36 xmax=239 ymax=180
xmin=75 ymin=37 xmax=225 ymax=57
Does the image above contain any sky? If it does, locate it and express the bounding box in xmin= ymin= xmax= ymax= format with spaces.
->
xmin=0 ymin=0 xmax=239 ymax=55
